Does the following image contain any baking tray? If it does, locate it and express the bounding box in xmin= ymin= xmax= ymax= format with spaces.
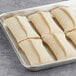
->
xmin=0 ymin=1 xmax=76 ymax=71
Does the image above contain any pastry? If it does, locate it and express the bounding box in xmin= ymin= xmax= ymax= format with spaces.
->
xmin=5 ymin=17 xmax=27 ymax=43
xmin=4 ymin=16 xmax=54 ymax=66
xmin=16 ymin=16 xmax=40 ymax=39
xmin=51 ymin=7 xmax=76 ymax=46
xmin=28 ymin=12 xmax=76 ymax=60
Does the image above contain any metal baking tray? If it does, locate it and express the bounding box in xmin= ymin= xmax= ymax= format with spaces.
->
xmin=0 ymin=1 xmax=76 ymax=71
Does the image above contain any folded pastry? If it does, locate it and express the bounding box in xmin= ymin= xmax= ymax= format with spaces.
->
xmin=5 ymin=16 xmax=27 ymax=43
xmin=4 ymin=16 xmax=54 ymax=66
xmin=51 ymin=7 xmax=76 ymax=46
xmin=28 ymin=12 xmax=76 ymax=60
xmin=19 ymin=39 xmax=54 ymax=65
xmin=16 ymin=16 xmax=40 ymax=39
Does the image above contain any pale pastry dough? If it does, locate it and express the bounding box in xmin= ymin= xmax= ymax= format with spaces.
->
xmin=19 ymin=39 xmax=40 ymax=65
xmin=28 ymin=13 xmax=50 ymax=37
xmin=16 ymin=16 xmax=40 ymax=38
xmin=4 ymin=17 xmax=27 ymax=43
xmin=66 ymin=30 xmax=76 ymax=46
xmin=51 ymin=7 xmax=76 ymax=46
xmin=4 ymin=16 xmax=54 ymax=66
xmin=51 ymin=7 xmax=75 ymax=32
xmin=53 ymin=33 xmax=76 ymax=58
xmin=40 ymin=12 xmax=63 ymax=33
xmin=42 ymin=34 xmax=66 ymax=60
xmin=41 ymin=12 xmax=76 ymax=58
xmin=19 ymin=39 xmax=54 ymax=66
xmin=28 ymin=12 xmax=76 ymax=60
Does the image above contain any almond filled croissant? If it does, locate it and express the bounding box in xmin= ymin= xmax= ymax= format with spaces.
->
xmin=28 ymin=12 xmax=76 ymax=60
xmin=4 ymin=16 xmax=54 ymax=66
xmin=51 ymin=7 xmax=76 ymax=46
